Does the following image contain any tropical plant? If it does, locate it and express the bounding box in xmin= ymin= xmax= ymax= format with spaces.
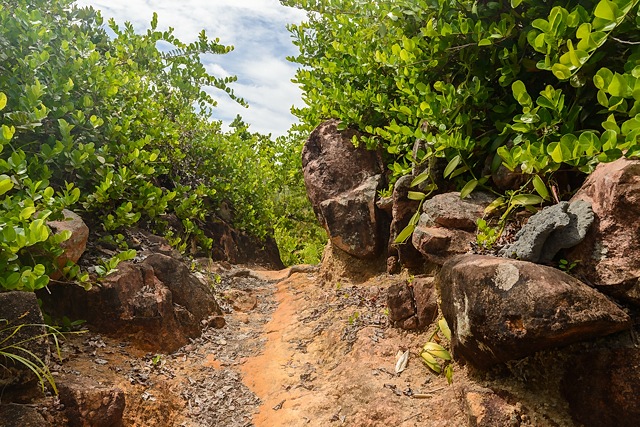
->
xmin=1 ymin=0 xmax=319 ymax=290
xmin=0 ymin=319 xmax=64 ymax=393
xmin=283 ymin=0 xmax=640 ymax=218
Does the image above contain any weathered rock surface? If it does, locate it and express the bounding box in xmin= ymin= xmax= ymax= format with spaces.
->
xmin=302 ymin=119 xmax=384 ymax=259
xmin=0 ymin=292 xmax=50 ymax=389
xmin=206 ymin=219 xmax=284 ymax=270
xmin=39 ymin=254 xmax=222 ymax=352
xmin=58 ymin=376 xmax=125 ymax=427
xmin=562 ymin=347 xmax=640 ymax=427
xmin=0 ymin=404 xmax=48 ymax=427
xmin=462 ymin=385 xmax=523 ymax=427
xmin=388 ymin=175 xmax=424 ymax=273
xmin=437 ymin=255 xmax=631 ymax=368
xmin=567 ymin=157 xmax=640 ymax=305
xmin=499 ymin=201 xmax=593 ymax=263
xmin=412 ymin=192 xmax=493 ymax=265
xmin=48 ymin=209 xmax=89 ymax=278
xmin=386 ymin=277 xmax=437 ymax=330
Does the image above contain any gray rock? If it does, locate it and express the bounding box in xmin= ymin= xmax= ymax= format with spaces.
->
xmin=499 ymin=201 xmax=594 ymax=263
xmin=541 ymin=200 xmax=594 ymax=262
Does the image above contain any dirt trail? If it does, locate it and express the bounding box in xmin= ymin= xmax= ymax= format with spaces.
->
xmin=240 ymin=271 xmax=464 ymax=426
xmin=39 ymin=266 xmax=572 ymax=426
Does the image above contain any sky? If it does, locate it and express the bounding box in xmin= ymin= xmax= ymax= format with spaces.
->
xmin=75 ymin=0 xmax=307 ymax=137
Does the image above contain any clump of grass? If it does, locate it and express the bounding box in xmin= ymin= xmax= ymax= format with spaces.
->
xmin=0 ymin=318 xmax=65 ymax=394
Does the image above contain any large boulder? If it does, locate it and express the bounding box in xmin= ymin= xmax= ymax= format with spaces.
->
xmin=437 ymin=255 xmax=631 ymax=368
xmin=562 ymin=347 xmax=640 ymax=427
xmin=0 ymin=292 xmax=50 ymax=390
xmin=567 ymin=157 xmax=640 ymax=305
xmin=39 ymin=254 xmax=222 ymax=352
xmin=412 ymin=192 xmax=493 ymax=265
xmin=302 ymin=120 xmax=385 ymax=259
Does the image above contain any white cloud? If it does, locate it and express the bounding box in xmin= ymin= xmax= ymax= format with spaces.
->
xmin=75 ymin=0 xmax=307 ymax=136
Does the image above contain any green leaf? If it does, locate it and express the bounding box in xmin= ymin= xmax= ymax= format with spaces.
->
xmin=594 ymin=1 xmax=617 ymax=21
xmin=484 ymin=197 xmax=505 ymax=215
xmin=460 ymin=179 xmax=478 ymax=199
xmin=608 ymin=73 xmax=629 ymax=97
xmin=510 ymin=0 xmax=523 ymax=7
xmin=552 ymin=63 xmax=572 ymax=80
xmin=410 ymin=171 xmax=430 ymax=187
xmin=29 ymin=219 xmax=49 ymax=243
xmin=438 ymin=318 xmax=452 ymax=340
xmin=532 ymin=175 xmax=550 ymax=200
xmin=420 ymin=351 xmax=442 ymax=373
xmin=19 ymin=207 xmax=36 ymax=220
xmin=394 ymin=223 xmax=415 ymax=244
xmin=532 ymin=19 xmax=550 ymax=32
xmin=511 ymin=194 xmax=543 ymax=206
xmin=0 ymin=92 xmax=6 ymax=111
xmin=0 ymin=175 xmax=14 ymax=196
xmin=423 ymin=342 xmax=452 ymax=360
xmin=478 ymin=39 xmax=492 ymax=46
xmin=443 ymin=155 xmax=461 ymax=178
xmin=407 ymin=191 xmax=426 ymax=201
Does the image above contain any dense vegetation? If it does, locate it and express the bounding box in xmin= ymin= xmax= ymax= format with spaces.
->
xmin=284 ymin=0 xmax=640 ymax=234
xmin=0 ymin=0 xmax=324 ymax=292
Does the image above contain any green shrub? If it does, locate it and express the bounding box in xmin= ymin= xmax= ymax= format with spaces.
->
xmin=1 ymin=0 xmax=318 ymax=290
xmin=284 ymin=0 xmax=640 ymax=198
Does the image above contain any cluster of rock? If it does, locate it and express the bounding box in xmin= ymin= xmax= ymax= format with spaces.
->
xmin=0 ymin=204 xmax=276 ymax=424
xmin=302 ymin=120 xmax=640 ymax=426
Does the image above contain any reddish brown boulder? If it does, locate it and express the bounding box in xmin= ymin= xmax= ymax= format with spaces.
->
xmin=39 ymin=255 xmax=222 ymax=352
xmin=562 ymin=347 xmax=640 ymax=427
xmin=437 ymin=255 xmax=631 ymax=368
xmin=386 ymin=277 xmax=437 ymax=330
xmin=412 ymin=192 xmax=493 ymax=265
xmin=58 ymin=376 xmax=125 ymax=427
xmin=302 ymin=120 xmax=385 ymax=259
xmin=567 ymin=157 xmax=640 ymax=306
xmin=48 ymin=209 xmax=89 ymax=278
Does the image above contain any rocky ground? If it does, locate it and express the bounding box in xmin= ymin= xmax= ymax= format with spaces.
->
xmin=3 ymin=264 xmax=585 ymax=427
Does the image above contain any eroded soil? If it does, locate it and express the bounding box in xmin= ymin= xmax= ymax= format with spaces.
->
xmin=25 ymin=266 xmax=576 ymax=426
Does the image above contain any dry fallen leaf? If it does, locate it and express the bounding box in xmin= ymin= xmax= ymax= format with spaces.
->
xmin=395 ymin=349 xmax=409 ymax=374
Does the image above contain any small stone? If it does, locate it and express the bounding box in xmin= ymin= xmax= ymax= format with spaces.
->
xmin=58 ymin=377 xmax=125 ymax=427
